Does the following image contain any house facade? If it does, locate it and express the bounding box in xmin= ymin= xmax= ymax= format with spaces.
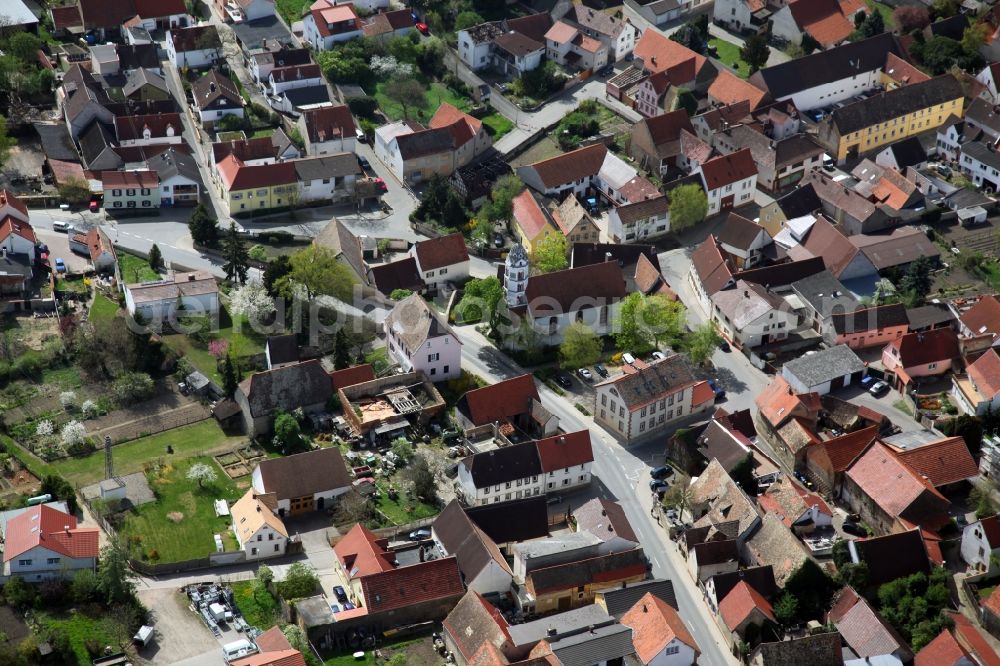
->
xmin=384 ymin=293 xmax=462 ymax=382
xmin=303 ymin=0 xmax=362 ymax=51
xmin=297 ymin=104 xmax=357 ymax=155
xmin=408 ymin=233 xmax=470 ymax=293
xmin=250 ymin=447 xmax=352 ymax=516
xmin=124 ymin=271 xmax=219 ymax=323
xmin=102 ymin=170 xmax=160 ymax=211
xmin=2 ymin=504 xmax=99 ymax=582
xmin=696 ymin=149 xmax=758 ymax=216
xmin=166 ymin=25 xmax=222 ymax=69
xmin=230 ymin=489 xmax=288 ymax=560
xmin=961 ymin=516 xmax=1000 ymax=574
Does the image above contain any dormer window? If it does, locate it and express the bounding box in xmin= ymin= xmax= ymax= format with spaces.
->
xmin=142 ymin=126 xmax=151 ymax=139
xmin=166 ymin=124 xmax=175 ymax=137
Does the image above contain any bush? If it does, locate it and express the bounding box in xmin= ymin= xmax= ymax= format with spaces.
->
xmin=112 ymin=372 xmax=155 ymax=405
xmin=348 ymin=95 xmax=379 ymax=118
xmin=278 ymin=562 xmax=319 ymax=600
xmin=248 ymin=245 xmax=268 ymax=262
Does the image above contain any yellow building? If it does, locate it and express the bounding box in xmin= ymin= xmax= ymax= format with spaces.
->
xmin=217 ymin=155 xmax=299 ymax=213
xmin=511 ymin=188 xmax=560 ymax=255
xmin=819 ymin=75 xmax=964 ymax=163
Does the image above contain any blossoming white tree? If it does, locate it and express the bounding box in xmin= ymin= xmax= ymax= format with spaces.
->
xmin=36 ymin=420 xmax=54 ymax=437
xmin=61 ymin=421 xmax=87 ymax=447
xmin=60 ymin=391 xmax=77 ymax=409
xmin=228 ymin=281 xmax=275 ymax=323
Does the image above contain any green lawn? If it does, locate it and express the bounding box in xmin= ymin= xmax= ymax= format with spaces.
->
xmin=39 ymin=610 xmax=125 ymax=666
xmin=162 ymin=306 xmax=266 ymax=385
xmin=119 ymin=456 xmax=241 ymax=562
xmin=231 ymin=581 xmax=281 ymax=629
xmin=118 ymin=253 xmax=161 ymax=284
xmin=710 ymin=38 xmax=750 ymax=78
xmin=481 ymin=112 xmax=514 ymax=139
xmin=375 ymin=80 xmax=474 ymax=123
xmin=867 ymin=0 xmax=896 ymax=29
xmin=975 ymin=260 xmax=1000 ymax=292
xmin=50 ymin=420 xmax=244 ymax=486
xmin=90 ymin=293 xmax=120 ymax=322
xmin=363 ymin=347 xmax=390 ymax=375
xmin=275 ymin=0 xmax=310 ymax=24
xmin=41 ymin=365 xmax=83 ymax=390
xmin=56 ymin=276 xmax=89 ymax=294
xmin=373 ymin=480 xmax=439 ymax=526
xmin=251 ymin=128 xmax=274 ymax=138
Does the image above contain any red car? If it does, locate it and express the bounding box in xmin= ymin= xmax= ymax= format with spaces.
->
xmin=374 ymin=178 xmax=388 ymax=193
xmin=89 ymin=199 xmax=100 ymax=212
xmin=415 ymin=22 xmax=429 ymax=35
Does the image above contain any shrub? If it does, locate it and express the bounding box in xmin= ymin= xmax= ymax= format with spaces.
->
xmin=347 ymin=95 xmax=378 ymax=118
xmin=61 ymin=421 xmax=86 ymax=448
xmin=112 ymin=372 xmax=155 ymax=405
xmin=59 ymin=391 xmax=77 ymax=409
xmin=36 ymin=420 xmax=54 ymax=437
xmin=81 ymin=400 xmax=98 ymax=418
xmin=248 ymin=245 xmax=268 ymax=262
xmin=278 ymin=562 xmax=319 ymax=600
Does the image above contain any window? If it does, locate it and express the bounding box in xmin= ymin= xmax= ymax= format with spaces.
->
xmin=141 ymin=188 xmax=150 ymax=195
xmin=640 ymin=421 xmax=646 ymax=432
xmin=127 ymin=201 xmax=136 ymax=208
xmin=430 ymin=368 xmax=436 ymax=375
xmin=127 ymin=189 xmax=136 ymax=196
xmin=257 ymin=189 xmax=267 ymax=196
xmin=274 ymin=544 xmax=280 ymax=552
xmin=506 ymin=482 xmax=512 ymax=489
xmin=443 ymin=365 xmax=449 ymax=374
xmin=516 ymin=479 xmax=522 ymax=487
xmin=439 ymin=268 xmax=448 ymax=275
xmin=47 ymin=558 xmax=60 ymax=565
xmin=257 ymin=534 xmax=262 ymax=541
xmin=112 ymin=189 xmax=122 ymax=196
xmin=532 ymin=475 xmax=538 ymax=482
xmin=641 ymin=406 xmax=647 ymax=417
xmin=428 ymin=353 xmax=439 ymax=362
xmin=114 ymin=201 xmax=123 ymax=208
xmin=601 ymin=395 xmax=607 ymax=407
xmin=142 ymin=200 xmax=151 ymax=207
xmin=251 ymin=547 xmax=257 ymax=555
xmin=619 ymin=406 xmax=624 ymax=418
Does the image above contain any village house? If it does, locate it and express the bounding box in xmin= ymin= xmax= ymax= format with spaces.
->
xmin=509 ymin=189 xmax=559 ymax=257
xmin=297 ymin=105 xmax=356 ymax=155
xmin=454 ymin=373 xmax=558 ymax=436
xmin=558 ymin=5 xmax=637 ymax=62
xmin=231 ymin=626 xmax=306 ymax=666
xmin=628 ymin=110 xmax=695 ymax=177
xmin=146 ymin=148 xmax=201 ymax=207
xmin=456 ymin=430 xmax=594 ymax=506
xmin=607 ymin=193 xmax=672 ymax=243
xmin=704 ymin=566 xmax=777 ymax=616
xmin=408 ymin=233 xmax=470 ymax=293
xmin=694 ymin=149 xmax=758 ymax=216
xmin=362 ymin=8 xmax=416 ymax=43
xmin=166 ymin=25 xmax=222 ymax=69
xmin=718 ymin=581 xmax=777 ymax=644
xmin=954 ymin=348 xmax=1000 ymax=416
xmin=191 ymin=70 xmax=244 ymax=125
xmin=620 ymin=592 xmax=700 ymax=666
xmin=594 ymin=355 xmax=714 ymax=442
xmin=781 ymin=345 xmax=866 ymax=395
xmin=803 ymin=426 xmax=879 ymax=495
xmin=769 ymin=0 xmax=862 ymax=49
xmin=1 ymin=504 xmax=99 ymax=581
xmin=827 ymin=588 xmax=913 ymax=663
xmin=882 ymin=328 xmax=961 ymax=391
xmin=235 ymin=359 xmax=333 ymax=436
xmin=337 ymin=372 xmax=446 ymax=440
xmin=749 ymin=633 xmax=843 ymax=666
xmin=384 ymin=293 xmax=462 ymax=382
xmin=124 ymin=271 xmax=219 ymax=322
xmin=712 ymin=123 xmax=824 ymax=192
xmin=632 ymin=28 xmax=715 ymax=92
xmin=230 ymin=488 xmax=289 ymax=560
xmin=249 ymin=47 xmax=311 ymax=84
xmin=302 ymin=0 xmax=362 ymax=51
xmin=121 ymin=69 xmax=169 ymax=102
xmin=742 ymin=512 xmax=810 ymax=586
xmin=432 ymin=501 xmax=514 ymax=595
xmin=961 ymin=515 xmax=1000 ymax=574
xmin=518 ymin=546 xmax=648 ymax=615
xmin=686 ymin=459 xmax=762 ymax=543
xmin=752 ymin=376 xmax=822 ymax=470
xmin=216 ymin=156 xmax=298 ymax=213
xmin=848 ymin=226 xmax=940 ymax=274
xmin=251 ymin=447 xmax=352 ymax=516
xmin=710 ymin=280 xmax=795 ymax=349
xmin=545 ymin=20 xmax=608 ymax=72
xmin=573 ymin=498 xmax=640 ymax=553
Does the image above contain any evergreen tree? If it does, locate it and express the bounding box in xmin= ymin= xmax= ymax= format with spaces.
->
xmin=222 ymin=223 xmax=250 ymax=284
xmin=333 ymin=329 xmax=351 ymax=370
xmin=188 ymin=203 xmax=219 ymax=246
xmin=221 ymin=353 xmax=239 ymax=397
xmin=147 ymin=244 xmax=163 ymax=271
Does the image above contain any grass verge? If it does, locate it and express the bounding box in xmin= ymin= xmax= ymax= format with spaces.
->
xmin=231 ymin=581 xmax=281 ymax=629
xmin=709 ymin=38 xmax=749 ymax=78
xmin=89 ymin=293 xmax=120 ymax=322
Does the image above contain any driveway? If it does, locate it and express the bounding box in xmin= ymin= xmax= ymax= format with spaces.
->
xmin=136 ymin=588 xmax=222 ymax=666
xmin=35 ymin=228 xmax=91 ymax=273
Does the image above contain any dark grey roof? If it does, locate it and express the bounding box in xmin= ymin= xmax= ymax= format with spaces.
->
xmin=850 ymin=529 xmax=929 ymax=588
xmin=78 ymin=121 xmax=121 ymax=170
xmin=751 ymin=633 xmax=844 ymax=666
xmin=597 ymin=579 xmax=677 ymax=618
xmin=266 ymin=334 xmax=299 ymax=366
xmin=831 ymin=303 xmax=909 ymax=334
xmin=237 ymin=359 xmax=332 ymax=418
xmin=749 ymin=33 xmax=903 ymax=100
xmin=281 ymin=85 xmax=331 ymax=109
xmin=460 ymin=441 xmax=542 ymax=488
xmin=548 ymin=623 xmax=635 ymax=666
xmin=735 ymin=257 xmax=825 ymax=290
xmin=596 ymin=354 xmax=697 ymax=410
xmin=117 ymin=44 xmax=160 ymax=71
xmin=830 ymin=75 xmax=964 ymax=135
xmin=884 ymin=136 xmax=927 ymax=169
xmin=507 ymin=604 xmax=615 ymax=647
xmin=905 ymin=303 xmax=956 ymax=331
xmin=698 ymin=420 xmax=753 ymax=472
xmin=433 ymin=501 xmax=506 ymax=584
xmin=709 ymin=565 xmax=777 ymax=603
xmin=271 ymin=127 xmax=296 ymax=156
xmin=0 ymin=253 xmax=32 ymax=277
xmin=962 ymin=141 xmax=1000 ymax=171
xmin=964 ymin=97 xmax=1000 ymax=135
xmin=292 ymin=153 xmax=361 ymax=181
xmin=256 ymin=447 xmax=351 ymax=501
xmin=791 ymin=270 xmax=860 ymax=314
xmin=944 ymin=185 xmax=993 ymax=210
xmin=34 ymin=122 xmax=79 ymax=162
xmin=571 ymin=242 xmax=661 ymax=272
xmin=123 ymin=68 xmax=168 ymax=98
xmin=783 ymin=345 xmax=865 ymax=387
xmin=774 ymin=183 xmax=822 ymax=219
xmin=928 ymin=14 xmax=968 ymax=40
xmin=147 ymin=148 xmax=200 ymax=184
xmin=368 ymin=257 xmax=423 ymax=295
xmin=716 ymin=213 xmax=765 ymax=251
xmin=527 ymin=549 xmax=648 ymax=596
xmin=466 ymin=496 xmax=549 ymax=543
xmin=396 ymin=127 xmax=456 ymax=159
xmin=232 ymin=15 xmax=293 ymax=51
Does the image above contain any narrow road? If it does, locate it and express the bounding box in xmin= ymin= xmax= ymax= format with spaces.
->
xmin=454 ymin=325 xmax=740 ymax=666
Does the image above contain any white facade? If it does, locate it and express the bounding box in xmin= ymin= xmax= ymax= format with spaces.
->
xmin=711 ymin=300 xmax=797 ymax=349
xmin=268 ymin=70 xmax=324 ymax=96
xmin=7 ymin=545 xmax=96 ymax=581
xmin=249 ymin=466 xmax=350 ymax=515
xmin=608 ymin=201 xmax=670 ymax=243
xmin=526 ymin=300 xmax=621 ymax=346
xmin=595 ymin=381 xmax=703 ymax=441
xmin=298 ymin=173 xmax=357 ymax=204
xmin=166 ymin=33 xmax=219 ymax=69
xmin=124 ymin=285 xmax=219 ymax=322
xmin=235 ymin=519 xmax=287 ymax=560
xmin=781 ymin=368 xmax=854 ymax=396
xmin=409 ymin=251 xmax=469 ymax=293
xmin=977 ymin=65 xmax=1000 ymax=104
xmin=302 ymin=13 xmax=363 ymax=51
xmin=105 ymin=183 xmax=161 ymax=211
xmin=118 ymin=124 xmax=183 ymax=147
xmin=935 ymin=123 xmax=966 ymax=162
xmin=386 ymin=328 xmax=461 ymax=382
xmin=457 ymin=459 xmax=593 ymax=507
xmin=457 ymin=30 xmax=495 ymax=70
xmin=432 ymin=526 xmax=513 ymax=595
xmin=0 ymin=229 xmax=36 ymax=261
xmin=644 ymin=639 xmax=698 ymax=666
xmin=962 ymin=520 xmax=1000 ymax=574
xmin=158 ymin=173 xmax=200 ymax=206
xmin=699 ymin=173 xmax=757 ymax=217
xmin=714 ymin=0 xmax=753 ymax=32
xmin=775 ymin=70 xmax=883 ymax=112
xmin=960 ymin=145 xmax=1000 ymax=192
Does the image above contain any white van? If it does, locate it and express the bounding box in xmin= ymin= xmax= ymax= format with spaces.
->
xmin=52 ymin=221 xmax=71 ymax=233
xmin=222 ymin=639 xmax=257 ymax=663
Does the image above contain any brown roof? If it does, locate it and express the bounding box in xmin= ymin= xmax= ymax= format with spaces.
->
xmin=443 ymin=591 xmax=512 ymax=663
xmin=969 ymin=349 xmax=1000 ymax=400
xmin=192 ymin=70 xmax=241 ymax=109
xmin=85 ymin=227 xmax=115 ymax=263
xmin=523 ymin=143 xmax=607 ymax=190
xmin=413 ymin=232 xmax=469 ymax=271
xmin=237 ymin=359 xmax=333 ymax=419
xmin=708 ymin=70 xmax=768 ymax=110
xmin=716 ymin=213 xmax=766 ymax=251
xmin=886 ymin=328 xmax=959 ymax=369
xmin=595 ymin=353 xmax=699 ymax=411
xmin=169 ymin=24 xmax=221 ymax=52
xmin=690 ymin=236 xmax=734 ymax=296
xmin=751 ymin=634 xmax=843 ymax=666
xmin=961 ymin=295 xmax=1000 ymax=339
xmin=433 ymin=501 xmax=511 ymax=585
xmin=845 ymin=441 xmax=949 ymax=526
xmin=506 ymin=12 xmax=553 ymax=43
xmin=849 ymin=226 xmax=940 ymax=270
xmin=368 ymin=257 xmax=423 ymax=296
xmin=525 ymin=261 xmax=626 ymax=315
xmin=916 ymin=629 xmax=973 ymax=666
xmin=621 ymin=592 xmax=699 ymax=661
xmin=635 ymin=109 xmax=694 ymax=159
xmin=494 ymin=31 xmax=543 ymax=57
xmin=256 ymin=447 xmax=351 ymax=502
xmin=806 ymin=425 xmax=878 ymax=474
xmin=719 ymin=581 xmax=774 ymax=630
xmin=101 ymin=169 xmax=159 ymax=189
xmin=361 ymin=555 xmax=465 ymax=613
xmin=329 ymin=364 xmax=375 ymax=391
xmin=743 ymin=512 xmax=809 ymax=586
xmin=114 ymin=113 xmax=183 ymax=142
xmin=789 ymin=0 xmax=854 ymax=46
xmin=52 ymin=5 xmax=83 ymax=31
xmin=795 ymin=215 xmax=861 ymax=278
xmin=573 ymin=498 xmax=638 ymax=544
xmin=458 ymin=374 xmax=539 ymax=427
xmin=890 ymin=436 xmax=979 ymax=487
xmin=301 ymin=105 xmax=356 ymax=144
xmin=535 ymin=430 xmax=593 ymax=473
xmin=699 ymin=148 xmax=757 ymax=190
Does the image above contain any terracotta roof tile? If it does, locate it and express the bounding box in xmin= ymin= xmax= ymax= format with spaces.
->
xmin=535 ymin=430 xmax=593 ymax=473
xmin=699 ymin=148 xmax=757 ymax=190
xmin=890 ymin=436 xmax=979 ymax=487
xmin=522 ymin=143 xmax=607 ymax=190
xmin=969 ymin=349 xmax=1000 ymax=400
xmin=3 ymin=504 xmax=99 ymax=562
xmin=950 ymin=611 xmax=1000 ymax=666
xmin=916 ymin=629 xmax=972 ymax=666
xmin=980 ymin=515 xmax=1000 ymax=548
xmin=413 ymin=232 xmax=469 ymax=271
xmin=573 ymin=497 xmax=638 ymax=544
xmin=544 ymin=20 xmax=578 ymax=44
xmin=962 ymin=295 xmax=1000 ymax=339
xmin=983 ymin=587 xmax=1000 ymax=621
xmin=690 ymin=235 xmax=734 ymax=296
xmin=329 ymin=364 xmax=375 ymax=391
xmin=633 ymin=28 xmax=706 ymax=76
xmin=0 ymin=217 xmax=36 ymax=245
xmin=790 ymin=0 xmax=854 ymax=46
xmin=845 ymin=441 xmax=948 ymax=521
xmin=754 ymin=376 xmax=820 ymax=428
xmin=301 ymin=105 xmax=355 ymax=143
xmin=805 ymin=425 xmax=878 ymax=474
xmin=621 ymin=592 xmax=699 ymax=661
xmin=511 ymin=189 xmax=554 ymax=241
xmin=719 ymin=581 xmax=774 ymax=630
xmin=458 ymin=374 xmax=539 ymax=427
xmin=218 ymin=155 xmax=297 ymax=191
xmin=525 ymin=261 xmax=626 ymax=315
xmin=334 ymin=523 xmax=394 ymax=578
xmin=360 ymin=555 xmax=465 ymax=613
xmin=708 ymin=70 xmax=768 ymax=110
xmin=835 ymin=594 xmax=911 ymax=659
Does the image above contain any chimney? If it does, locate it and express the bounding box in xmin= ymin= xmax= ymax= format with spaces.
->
xmin=64 ymin=525 xmax=70 ymax=534
xmin=547 ymin=626 xmax=557 ymax=637
xmin=209 ymin=81 xmax=216 ymax=93
xmin=559 ymin=436 xmax=566 ymax=445
xmin=605 ymin=252 xmax=613 ymax=262
xmin=419 ymin=546 xmax=425 ymax=562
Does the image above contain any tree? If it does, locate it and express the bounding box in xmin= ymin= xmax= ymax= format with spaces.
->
xmin=285 ymin=245 xmax=355 ymax=301
xmin=402 ymin=454 xmax=438 ymax=503
xmin=899 ymin=255 xmax=933 ymax=305
xmin=455 ymin=276 xmax=504 ymax=324
xmin=221 ymin=353 xmax=239 ymax=398
xmin=112 ymin=371 xmax=155 ymax=405
xmin=455 ymin=10 xmax=484 ymax=30
xmin=969 ymin=479 xmax=996 ymax=518
xmin=223 ymin=223 xmax=250 ymax=284
xmin=263 ymin=255 xmax=292 ymax=297
xmin=774 ymin=593 xmax=799 ymax=625
xmin=97 ymin=536 xmax=137 ymax=604
xmin=386 ymin=76 xmax=426 ymax=120
xmin=857 ymin=10 xmax=885 ymax=40
xmin=41 ymin=474 xmax=77 ymax=514
xmin=483 ymin=174 xmax=524 ymax=223
xmin=673 ymin=88 xmax=697 ymax=116
xmin=255 ymin=563 xmax=274 ymax=593
xmin=661 ymin=477 xmax=693 ymax=516
xmin=186 ymin=462 xmax=218 ymax=488
xmin=282 ymin=626 xmax=312 ymax=662
xmin=188 ymin=203 xmax=219 ymax=247
xmin=69 ymin=569 xmax=99 ymax=604
xmin=391 ymin=437 xmax=414 ymax=463
xmin=915 ymin=36 xmax=965 ymax=74
xmin=57 ymin=176 xmax=91 ymax=205
xmin=962 ymin=23 xmax=990 ymax=54
xmin=877 ymin=568 xmax=950 ymax=651
xmin=740 ymin=34 xmax=770 ymax=74
xmin=668 ymin=183 xmax=708 ymax=232
xmin=390 ymin=288 xmax=413 ymax=300
xmin=559 ymin=322 xmax=602 ymax=370
xmin=61 ymin=421 xmax=86 ymax=448
xmin=783 ymin=559 xmax=837 ymax=621
xmin=685 ymin=323 xmax=721 ymax=366
xmin=441 ymin=192 xmax=468 ymax=228
xmin=640 ymin=295 xmax=686 ymax=348
xmin=273 ymin=411 xmax=304 ymax=453
xmin=333 ymin=328 xmax=351 ymax=370
xmin=228 ymin=280 xmax=275 ymax=322
xmin=800 ymin=33 xmax=821 ymax=55
xmin=6 ymin=33 xmax=42 ymax=62
xmin=894 ymin=6 xmax=930 ymax=32
xmin=616 ymin=293 xmax=655 ymax=356
xmin=532 ymin=233 xmax=568 ymax=273
xmin=147 ymin=244 xmax=163 ymax=271
xmin=278 ymin=562 xmax=319 ymax=600
xmin=931 ymin=0 xmax=959 ymax=20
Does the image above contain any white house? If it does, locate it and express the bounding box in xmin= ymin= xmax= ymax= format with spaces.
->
xmin=936 ymin=120 xmax=972 ymax=162
xmin=124 ymin=271 xmax=220 ymax=323
xmin=224 ymin=0 xmax=276 ymax=22
xmin=961 ymin=515 xmax=1000 ymax=574
xmin=456 ymin=431 xmax=594 ymax=507
xmin=166 ymin=25 xmax=222 ymax=69
xmin=384 ymin=293 xmax=462 ymax=382
xmin=594 ymin=354 xmax=715 ymax=442
xmin=432 ymin=501 xmax=513 ymax=596
xmin=457 ymin=22 xmax=504 ymax=71
xmin=713 ymin=0 xmax=760 ymax=33
xmin=408 ymin=233 xmax=470 ymax=294
xmin=711 ymin=281 xmax=797 ymax=349
xmin=102 ymin=170 xmax=161 ymax=211
xmin=148 ymin=148 xmax=201 ymax=207
xmin=961 ymin=141 xmax=1000 ymax=192
xmin=251 ymin=447 xmax=352 ymax=516
xmin=0 ymin=190 xmax=29 ymax=224
xmin=1 ymin=504 xmax=99 ymax=582
xmin=0 ymin=217 xmax=37 ymax=262
xmin=114 ymin=113 xmax=185 ymax=147
xmin=953 ymin=349 xmax=1000 ymax=416
xmin=303 ymin=0 xmax=362 ymax=51
xmin=695 ymin=149 xmax=758 ymax=216
xmin=191 ymin=71 xmax=244 ymax=124
xmin=977 ymin=63 xmax=1000 ymax=104
xmin=715 ymin=213 xmax=772 ymax=269
xmin=492 ymin=31 xmax=545 ymax=75
xmin=608 ymin=194 xmax=671 ymax=243
xmin=620 ymin=592 xmax=700 ymax=666
xmin=267 ymin=64 xmax=324 ymax=96
xmin=293 ymin=154 xmax=361 ymax=204
xmin=249 ymin=48 xmax=312 ymax=85
xmin=230 ymin=488 xmax=288 ymax=560
xmin=297 ymin=105 xmax=356 ymax=155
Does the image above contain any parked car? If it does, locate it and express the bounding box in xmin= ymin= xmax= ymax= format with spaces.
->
xmin=868 ymin=380 xmax=890 ymax=397
xmin=409 ymin=528 xmax=431 ymax=541
xmin=357 ymin=156 xmax=370 ymax=171
xmin=373 ymin=178 xmax=388 ymax=193
xmin=707 ymin=379 xmax=726 ymax=401
xmin=54 ymin=258 xmax=66 ymax=273
xmin=578 ymin=367 xmax=593 ymax=381
xmin=719 ymin=340 xmax=731 ymax=352
xmin=330 ymin=604 xmax=341 ymax=614
xmin=842 ymin=521 xmax=867 ymax=537
xmin=860 ymin=375 xmax=876 ymax=388
xmin=650 ymin=466 xmax=673 ymax=480
xmin=89 ymin=199 xmax=100 ymax=212
xmin=651 ymin=351 xmax=666 ymax=361
xmin=415 ymin=22 xmax=429 ymax=35
xmin=52 ymin=221 xmax=71 ymax=233
xmin=554 ymin=372 xmax=572 ymax=389
xmin=593 ymin=363 xmax=608 ymax=378
xmin=333 ymin=586 xmax=348 ymax=603
xmin=622 ymin=353 xmax=636 ymax=364
xmin=649 ymin=479 xmax=668 ymax=492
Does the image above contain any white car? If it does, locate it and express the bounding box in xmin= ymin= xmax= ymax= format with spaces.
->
xmin=578 ymin=368 xmax=593 ymax=381
xmin=651 ymin=351 xmax=666 ymax=361
xmin=622 ymin=353 xmax=635 ymax=364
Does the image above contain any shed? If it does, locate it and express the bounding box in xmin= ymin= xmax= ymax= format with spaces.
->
xmin=782 ymin=345 xmax=866 ymax=395
xmin=958 ymin=206 xmax=988 ymax=226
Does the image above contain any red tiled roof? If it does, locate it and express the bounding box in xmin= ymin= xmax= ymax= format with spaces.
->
xmin=309 ymin=0 xmax=360 ymax=38
xmin=270 ymin=64 xmax=321 ymax=83
xmin=960 ymin=295 xmax=1000 ymax=339
xmin=969 ymin=349 xmax=1000 ymax=400
xmin=535 ymin=430 xmax=593 ymax=473
xmin=0 ymin=216 xmax=37 ymax=245
xmin=807 ymin=425 xmax=879 ymax=474
xmin=708 ymin=70 xmax=768 ymax=110
xmin=523 ymin=143 xmax=607 ymax=190
xmin=413 ymin=232 xmax=469 ymax=271
xmin=633 ymin=28 xmax=706 ymax=76
xmin=51 ymin=5 xmax=83 ymax=31
xmin=301 ymin=105 xmax=355 ymax=144
xmin=826 ymin=587 xmax=860 ymax=623
xmin=0 ymin=189 xmax=29 ymax=221
xmin=886 ymin=328 xmax=959 ymax=369
xmin=459 ymin=374 xmax=539 ymax=427
xmin=796 ymin=215 xmax=859 ymax=279
xmin=699 ymin=148 xmax=757 ymax=190
xmin=511 ymin=189 xmax=553 ymax=241
xmin=949 ymin=611 xmax=1000 ymax=666
xmin=217 ymin=155 xmax=297 ymax=191
xmin=360 ymin=555 xmax=464 ymax=613
xmin=101 ymin=170 xmax=159 ymax=189
xmin=980 ymin=515 xmax=1000 ymax=548
xmin=845 ymin=441 xmax=948 ymax=520
xmin=85 ymin=227 xmax=114 ymax=263
xmin=545 ymin=20 xmax=578 ymax=44
xmin=754 ymin=376 xmax=820 ymax=428
xmin=916 ymin=629 xmax=971 ymax=666
xmin=254 ymin=626 xmax=294 ymax=653
xmin=983 ymin=587 xmax=1000 ymax=621
xmin=690 ymin=235 xmax=733 ymax=296
xmin=789 ymin=0 xmax=854 ymax=46
xmin=232 ymin=650 xmax=306 ymax=666
xmin=134 ymin=0 xmax=186 ymax=18
xmin=329 ymin=364 xmax=375 ymax=391
xmin=719 ymin=581 xmax=774 ymax=630
xmin=690 ymin=380 xmax=714 ymax=408
xmin=889 ymin=436 xmax=978 ymax=488
xmin=621 ymin=592 xmax=699 ymax=662
xmin=333 ymin=523 xmax=394 ymax=578
xmin=525 ymin=261 xmax=626 ymax=315
xmin=3 ymin=504 xmax=99 ymax=562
